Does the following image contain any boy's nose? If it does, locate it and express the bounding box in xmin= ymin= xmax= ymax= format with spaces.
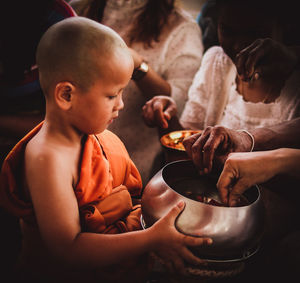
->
xmin=115 ymin=93 xmax=124 ymax=111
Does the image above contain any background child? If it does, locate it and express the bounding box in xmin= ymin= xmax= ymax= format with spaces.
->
xmin=0 ymin=17 xmax=212 ymax=282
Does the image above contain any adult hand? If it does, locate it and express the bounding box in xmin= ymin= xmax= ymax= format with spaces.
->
xmin=142 ymin=95 xmax=177 ymax=129
xmin=217 ymin=148 xmax=300 ymax=206
xmin=150 ymin=201 xmax=212 ymax=274
xmin=235 ymin=38 xmax=298 ymax=103
xmin=182 ymin=126 xmax=253 ymax=174
xmin=216 ymin=151 xmax=278 ymax=206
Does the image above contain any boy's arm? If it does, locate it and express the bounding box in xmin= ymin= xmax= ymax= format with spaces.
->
xmin=25 ymin=145 xmax=211 ymax=271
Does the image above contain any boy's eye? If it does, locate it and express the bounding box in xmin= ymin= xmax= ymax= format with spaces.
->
xmin=108 ymin=89 xmax=123 ymax=100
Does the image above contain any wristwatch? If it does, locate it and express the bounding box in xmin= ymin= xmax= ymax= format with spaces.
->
xmin=131 ymin=61 xmax=149 ymax=81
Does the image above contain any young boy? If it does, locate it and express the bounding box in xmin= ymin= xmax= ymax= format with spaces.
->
xmin=0 ymin=17 xmax=212 ymax=282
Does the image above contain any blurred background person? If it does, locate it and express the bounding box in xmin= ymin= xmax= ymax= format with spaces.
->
xmin=197 ymin=0 xmax=219 ymax=52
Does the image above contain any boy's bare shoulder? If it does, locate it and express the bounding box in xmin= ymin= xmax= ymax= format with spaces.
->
xmin=26 ymin=136 xmax=64 ymax=164
xmin=25 ymin=134 xmax=75 ymax=182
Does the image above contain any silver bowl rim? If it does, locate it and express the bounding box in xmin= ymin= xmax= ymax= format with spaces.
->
xmin=157 ymin=159 xmax=261 ymax=210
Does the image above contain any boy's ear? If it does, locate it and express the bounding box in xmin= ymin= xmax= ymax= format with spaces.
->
xmin=54 ymin=82 xmax=75 ymax=110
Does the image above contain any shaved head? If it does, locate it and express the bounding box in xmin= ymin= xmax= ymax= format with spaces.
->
xmin=36 ymin=17 xmax=130 ymax=96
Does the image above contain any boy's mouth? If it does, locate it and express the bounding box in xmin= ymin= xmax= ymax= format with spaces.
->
xmin=109 ymin=115 xmax=118 ymax=124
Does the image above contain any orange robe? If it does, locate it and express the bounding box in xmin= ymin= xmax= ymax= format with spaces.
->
xmin=0 ymin=123 xmax=150 ymax=282
xmin=0 ymin=122 xmax=143 ymax=233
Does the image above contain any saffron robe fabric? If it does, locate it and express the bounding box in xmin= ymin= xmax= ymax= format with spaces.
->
xmin=0 ymin=123 xmax=150 ymax=282
xmin=0 ymin=122 xmax=143 ymax=234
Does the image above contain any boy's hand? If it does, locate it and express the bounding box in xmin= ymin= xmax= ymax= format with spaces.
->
xmin=142 ymin=96 xmax=177 ymax=129
xmin=150 ymin=201 xmax=212 ymax=274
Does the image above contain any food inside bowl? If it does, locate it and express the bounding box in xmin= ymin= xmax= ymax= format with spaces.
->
xmin=171 ymin=177 xmax=250 ymax=207
xmin=182 ymin=190 xmax=249 ymax=207
xmin=160 ymin=130 xmax=201 ymax=151
xmin=183 ymin=190 xmax=223 ymax=206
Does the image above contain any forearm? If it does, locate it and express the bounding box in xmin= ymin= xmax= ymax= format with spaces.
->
xmin=133 ymin=65 xmax=171 ymax=100
xmin=58 ymin=228 xmax=154 ymax=268
xmin=250 ymin=118 xmax=300 ymax=151
xmin=274 ymin=148 xmax=300 ymax=178
xmin=0 ymin=113 xmax=44 ymax=138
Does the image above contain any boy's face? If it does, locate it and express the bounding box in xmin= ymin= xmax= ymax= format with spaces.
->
xmin=217 ymin=2 xmax=278 ymax=63
xmin=71 ymin=52 xmax=134 ymax=135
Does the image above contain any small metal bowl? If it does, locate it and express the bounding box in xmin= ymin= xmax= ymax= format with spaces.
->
xmin=141 ymin=160 xmax=265 ymax=262
xmin=160 ymin=130 xmax=202 ymax=162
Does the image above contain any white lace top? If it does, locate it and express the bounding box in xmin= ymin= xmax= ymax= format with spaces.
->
xmin=100 ymin=0 xmax=204 ymax=183
xmin=180 ymin=46 xmax=300 ymax=131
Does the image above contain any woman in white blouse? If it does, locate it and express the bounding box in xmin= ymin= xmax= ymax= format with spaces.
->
xmin=70 ymin=0 xmax=204 ymax=184
xmin=142 ymin=0 xmax=300 ymax=174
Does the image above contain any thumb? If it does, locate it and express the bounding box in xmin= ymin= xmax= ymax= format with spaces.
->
xmin=163 ymin=111 xmax=171 ymax=121
xmin=216 ymin=169 xmax=235 ymax=205
xmin=163 ymin=104 xmax=176 ymax=120
xmin=158 ymin=113 xmax=169 ymax=129
xmin=166 ymin=201 xmax=185 ymax=223
xmin=228 ymin=181 xmax=248 ymax=207
xmin=161 ymin=106 xmax=176 ymax=128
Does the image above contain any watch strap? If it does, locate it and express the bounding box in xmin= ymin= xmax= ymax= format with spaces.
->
xmin=131 ymin=61 xmax=149 ymax=81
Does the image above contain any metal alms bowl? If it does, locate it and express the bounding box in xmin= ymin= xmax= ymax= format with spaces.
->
xmin=141 ymin=160 xmax=265 ymax=262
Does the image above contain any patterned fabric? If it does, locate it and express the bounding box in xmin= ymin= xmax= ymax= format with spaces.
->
xmin=180 ymin=46 xmax=300 ymax=131
xmin=98 ymin=0 xmax=204 ymax=183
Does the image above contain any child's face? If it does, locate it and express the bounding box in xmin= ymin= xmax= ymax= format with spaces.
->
xmin=72 ymin=52 xmax=134 ymax=135
xmin=217 ymin=2 xmax=280 ymax=63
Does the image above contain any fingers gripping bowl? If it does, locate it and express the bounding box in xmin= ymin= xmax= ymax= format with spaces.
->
xmin=141 ymin=160 xmax=265 ymax=262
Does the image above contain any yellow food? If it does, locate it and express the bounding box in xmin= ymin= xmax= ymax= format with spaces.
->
xmin=161 ymin=130 xmax=201 ymax=151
